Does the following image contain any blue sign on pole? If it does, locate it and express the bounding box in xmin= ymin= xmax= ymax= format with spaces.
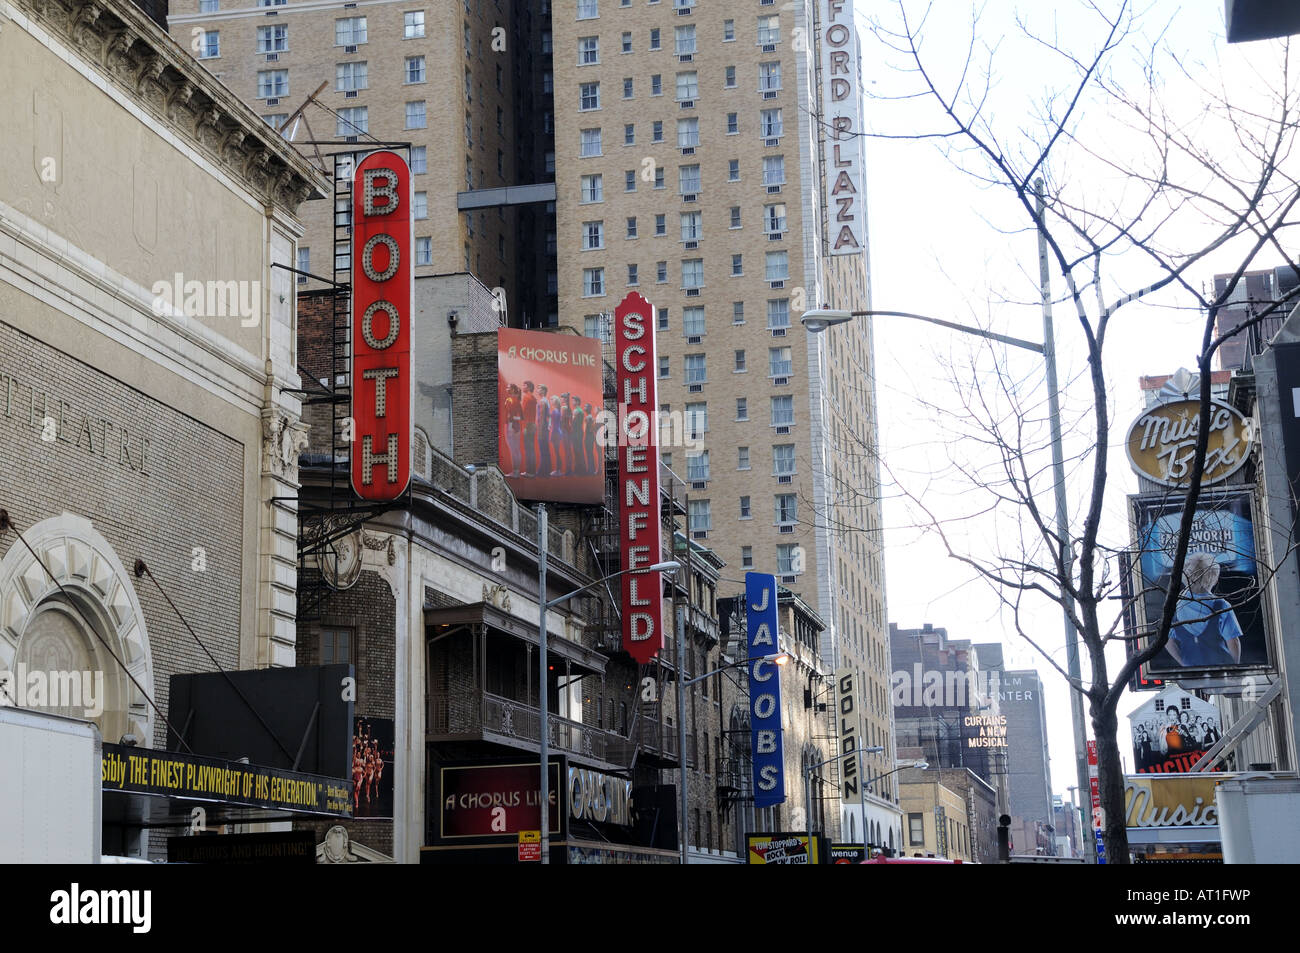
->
xmin=746 ymin=572 xmax=785 ymax=808
xmin=1095 ymin=829 xmax=1107 ymax=865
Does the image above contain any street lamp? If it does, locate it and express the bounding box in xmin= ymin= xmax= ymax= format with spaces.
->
xmin=801 ymin=745 xmax=886 ymax=859
xmin=677 ymin=650 xmax=789 ymax=864
xmin=535 ymin=499 xmax=680 ymax=865
xmin=801 ymin=292 xmax=1092 ymax=863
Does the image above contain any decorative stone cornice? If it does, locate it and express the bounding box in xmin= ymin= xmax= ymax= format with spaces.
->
xmin=14 ymin=0 xmax=328 ymax=212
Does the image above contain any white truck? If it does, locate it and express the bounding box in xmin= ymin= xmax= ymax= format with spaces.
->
xmin=0 ymin=707 xmax=102 ymax=863
xmin=1216 ymin=775 xmax=1300 ymax=864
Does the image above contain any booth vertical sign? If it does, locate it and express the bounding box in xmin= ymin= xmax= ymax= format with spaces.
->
xmin=614 ymin=291 xmax=663 ymax=663
xmin=747 ymin=572 xmax=785 ymax=807
xmin=351 ymin=151 xmax=413 ymax=501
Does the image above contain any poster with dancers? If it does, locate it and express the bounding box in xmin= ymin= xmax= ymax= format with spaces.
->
xmin=497 ymin=328 xmax=605 ymax=504
xmin=352 ymin=716 xmax=394 ymax=819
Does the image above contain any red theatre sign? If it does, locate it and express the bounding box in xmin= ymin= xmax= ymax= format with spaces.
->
xmin=614 ymin=292 xmax=664 ymax=663
xmin=351 ymin=151 xmax=413 ymax=501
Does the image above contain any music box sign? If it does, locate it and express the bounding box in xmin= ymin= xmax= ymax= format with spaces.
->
xmin=1125 ymin=398 xmax=1253 ymax=488
xmin=351 ymin=151 xmax=414 ymax=501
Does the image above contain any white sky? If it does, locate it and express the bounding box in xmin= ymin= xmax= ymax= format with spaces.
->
xmin=857 ymin=1 xmax=1295 ymax=797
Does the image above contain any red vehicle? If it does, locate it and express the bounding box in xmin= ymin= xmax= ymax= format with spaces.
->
xmin=860 ymin=855 xmax=964 ymax=864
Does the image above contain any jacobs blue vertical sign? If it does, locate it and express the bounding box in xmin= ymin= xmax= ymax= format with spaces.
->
xmin=746 ymin=572 xmax=785 ymax=807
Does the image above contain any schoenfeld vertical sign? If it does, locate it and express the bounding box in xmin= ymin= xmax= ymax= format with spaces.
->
xmin=747 ymin=572 xmax=785 ymax=807
xmin=351 ymin=151 xmax=413 ymax=501
xmin=614 ymin=291 xmax=664 ymax=663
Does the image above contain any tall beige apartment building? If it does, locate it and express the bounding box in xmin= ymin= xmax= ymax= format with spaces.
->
xmin=169 ymin=0 xmax=555 ymax=325
xmin=553 ymin=0 xmax=898 ymax=848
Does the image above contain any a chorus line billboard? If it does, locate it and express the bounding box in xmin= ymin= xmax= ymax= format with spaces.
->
xmin=1131 ymin=491 xmax=1269 ymax=673
xmin=497 ymin=328 xmax=604 ymax=504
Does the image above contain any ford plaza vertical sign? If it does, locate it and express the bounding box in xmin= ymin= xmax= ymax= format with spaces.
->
xmin=351 ymin=151 xmax=413 ymax=501
xmin=615 ymin=292 xmax=664 ymax=663
xmin=747 ymin=572 xmax=785 ymax=807
xmin=820 ymin=0 xmax=865 ymax=254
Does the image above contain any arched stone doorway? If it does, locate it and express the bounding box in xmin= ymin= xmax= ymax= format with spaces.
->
xmin=0 ymin=513 xmax=153 ymax=745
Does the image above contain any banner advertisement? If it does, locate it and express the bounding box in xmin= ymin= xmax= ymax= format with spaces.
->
xmin=497 ymin=328 xmax=604 ymax=504
xmin=437 ymin=761 xmax=562 ymax=840
xmin=747 ymin=832 xmax=823 ymax=865
xmin=614 ymin=292 xmax=664 ymax=663
xmin=1129 ymin=687 xmax=1223 ymax=774
xmin=101 ymin=744 xmax=351 ymax=817
xmin=351 ymin=150 xmax=413 ymax=501
xmin=352 ymin=716 xmax=394 ymax=818
xmin=1132 ymin=492 xmax=1269 ymax=672
xmin=747 ymin=572 xmax=785 ymax=808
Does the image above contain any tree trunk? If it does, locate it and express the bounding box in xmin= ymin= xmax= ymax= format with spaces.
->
xmin=1092 ymin=705 xmax=1130 ymax=863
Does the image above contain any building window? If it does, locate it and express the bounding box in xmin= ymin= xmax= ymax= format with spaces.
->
xmin=578 ymin=0 xmax=598 ymax=18
xmin=650 ymin=28 xmax=661 ymax=50
xmin=731 ymin=254 xmax=743 ymax=276
xmin=688 ymin=499 xmax=712 ymax=533
xmin=621 ymin=31 xmax=632 ymax=52
xmin=335 ymin=17 xmax=367 ymax=46
xmin=769 ymin=346 xmax=792 ymax=377
xmin=771 ymin=395 xmax=794 ymax=427
xmin=583 ymin=221 xmax=604 ymax=250
xmin=581 ymin=174 xmax=603 ymax=203
xmin=580 ymin=36 xmax=600 ymax=65
xmin=336 ymin=61 xmax=368 ymax=92
xmin=256 ymin=25 xmax=287 ymax=53
xmin=198 ymin=30 xmax=220 ymax=59
xmin=682 ymin=259 xmax=703 ymax=289
xmin=757 ymin=15 xmax=780 ymax=45
xmin=413 ymin=192 xmax=428 ymax=220
xmin=773 ymin=444 xmax=795 ymax=475
xmin=626 ymin=170 xmax=637 ymax=192
xmin=777 ymin=544 xmax=798 ymax=575
xmin=729 ymin=207 xmax=742 ymax=229
xmin=406 ymin=101 xmax=427 ymax=129
xmin=679 ymin=164 xmax=701 ymax=194
xmin=655 ymin=168 xmax=666 ymax=189
xmin=580 ymin=128 xmax=602 ymax=157
xmin=405 ymin=56 xmax=426 ymax=83
xmin=685 ymin=354 xmax=706 ymax=385
xmin=650 ymin=74 xmax=663 ymax=95
xmin=411 ymin=146 xmax=427 ymax=174
xmin=404 ymin=11 xmax=425 ymax=38
xmin=759 ymin=61 xmax=782 ymax=91
xmin=319 ymin=628 xmax=353 ymax=665
xmin=765 ymin=204 xmax=787 ymax=233
xmin=336 ymin=105 xmax=367 ymax=136
xmin=739 ymin=496 xmax=751 ymax=519
xmin=687 ymin=449 xmax=710 ymax=481
xmin=415 ymin=237 xmax=432 ymax=265
xmin=765 ymin=251 xmax=789 ymax=282
xmin=677 ymin=118 xmax=700 ymax=148
xmin=683 ymin=306 xmax=705 ymax=337
xmin=583 ymin=268 xmax=605 ymax=296
xmin=676 ymin=71 xmax=698 ymax=100
xmin=263 ymin=113 xmax=288 ymax=131
xmin=685 ymin=402 xmax=707 ymax=437
xmin=760 ymin=108 xmax=783 ymax=138
xmin=763 ymin=154 xmax=786 ymax=185
xmin=659 ymin=355 xmax=670 ymax=378
xmin=736 ymin=397 xmax=748 ymax=420
xmin=626 ymin=216 xmax=638 ymax=238
xmin=652 ymin=120 xmax=664 ymax=142
xmin=908 ymin=813 xmax=925 ymax=846
xmin=680 ymin=211 xmax=701 ymax=242
xmin=733 ymin=301 xmax=745 ymax=323
xmin=585 ymin=314 xmax=611 ymax=341
xmin=625 ymin=123 xmax=636 ymax=145
xmin=257 ymin=69 xmax=288 ymax=98
xmin=723 ymin=19 xmax=735 ymax=41
xmin=728 ymin=159 xmax=740 ymax=181
xmin=580 ymin=82 xmax=601 ymax=110
xmin=742 ymin=546 xmax=753 ymax=568
xmin=655 ymin=214 xmax=667 ymax=235
xmin=724 ymin=65 xmax=736 ymax=88
xmin=727 ymin=112 xmax=739 ymax=134
xmin=200 ymin=0 xmax=219 ymax=11
xmin=658 ymin=308 xmax=670 ymax=330
xmin=675 ymin=25 xmax=696 ymax=55
xmin=657 ymin=261 xmax=668 ymax=284
xmin=768 ymin=298 xmax=790 ymax=329
xmin=776 ymin=494 xmax=797 ymax=525
xmin=297 ymin=246 xmax=310 ymax=277
xmin=623 ymin=77 xmax=634 ymax=99
xmin=737 ymin=446 xmax=750 ymax=470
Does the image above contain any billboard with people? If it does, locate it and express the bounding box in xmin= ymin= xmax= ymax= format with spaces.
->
xmin=496 ymin=328 xmax=604 ymax=504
